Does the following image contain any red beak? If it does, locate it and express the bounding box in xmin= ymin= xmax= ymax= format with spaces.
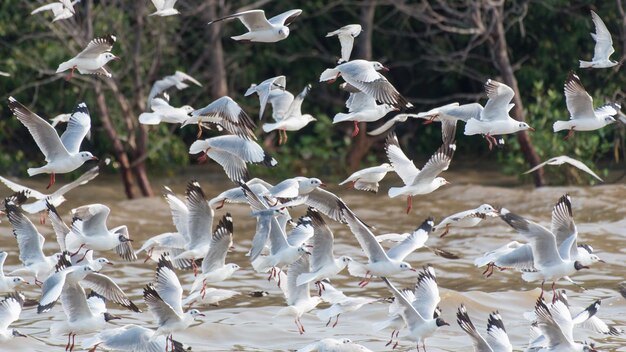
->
xmin=319 ymin=183 xmax=327 ymax=188
xmin=527 ymin=127 xmax=535 ymax=132
xmin=91 ymin=156 xmax=99 ymax=160
xmin=382 ymin=66 xmax=390 ymax=72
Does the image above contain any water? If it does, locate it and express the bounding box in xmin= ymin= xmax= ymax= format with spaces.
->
xmin=1 ymin=167 xmax=624 ymax=351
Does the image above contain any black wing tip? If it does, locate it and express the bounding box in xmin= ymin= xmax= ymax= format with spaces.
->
xmin=456 ymin=304 xmax=476 ymax=331
xmin=487 ymin=311 xmax=507 ymax=333
xmin=555 ymin=193 xmax=573 ymax=216
xmin=156 ymin=253 xmax=174 ymax=272
xmin=5 ymin=292 xmax=25 ymax=308
xmin=6 ymin=191 xmax=28 ymax=208
xmin=385 ymin=131 xmax=399 ymax=149
xmin=37 ymin=301 xmax=56 ymax=314
xmin=143 ymin=283 xmax=161 ymax=299
xmin=55 ymin=251 xmax=73 ymax=272
xmin=216 ymin=213 xmax=234 ymax=234
xmin=186 ymin=180 xmax=206 ymax=200
xmin=416 ymin=264 xmax=436 ymax=286
xmin=73 ymin=102 xmax=90 ymax=116
xmin=585 ymin=300 xmax=601 ymax=318
xmin=418 ymin=217 xmax=435 ymax=233
xmin=262 ymin=153 xmax=278 ymax=168
xmin=306 ymin=207 xmax=326 ymax=227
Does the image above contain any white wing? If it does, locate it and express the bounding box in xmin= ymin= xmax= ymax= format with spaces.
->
xmin=590 ymin=10 xmax=615 ymax=62
xmin=481 ymin=80 xmax=515 ymax=121
xmin=385 ymin=132 xmax=419 ymax=186
xmin=60 ymin=103 xmax=91 ymax=154
xmin=209 ymin=10 xmax=271 ymax=31
xmin=564 ymin=73 xmax=595 ymax=120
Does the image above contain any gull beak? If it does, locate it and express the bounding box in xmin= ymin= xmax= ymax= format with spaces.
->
xmin=410 ymin=268 xmax=417 ymax=272
xmin=106 ymin=261 xmax=114 ymax=265
xmin=527 ymin=127 xmax=535 ymax=132
xmin=319 ymin=183 xmax=327 ymax=188
xmin=598 ymin=259 xmax=606 ymax=263
xmin=198 ymin=313 xmax=206 ymax=317
xmin=382 ymin=66 xmax=390 ymax=72
xmin=112 ymin=56 xmax=121 ymax=61
xmin=91 ymin=156 xmax=99 ymax=161
xmin=304 ymin=250 xmax=312 ymax=255
xmin=444 ymin=180 xmax=451 ymax=185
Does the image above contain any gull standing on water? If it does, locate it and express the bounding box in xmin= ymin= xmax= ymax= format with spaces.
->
xmin=326 ymin=24 xmax=362 ymax=64
xmin=579 ymin=10 xmax=618 ymax=69
xmin=464 ymin=79 xmax=534 ymax=150
xmin=8 ymin=98 xmax=97 ymax=189
xmin=209 ymin=9 xmax=303 ymax=43
xmin=56 ymin=35 xmax=119 ymax=80
xmin=553 ymin=72 xmax=617 ymax=140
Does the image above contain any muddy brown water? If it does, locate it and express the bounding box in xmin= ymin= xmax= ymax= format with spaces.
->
xmin=0 ymin=166 xmax=624 ymax=351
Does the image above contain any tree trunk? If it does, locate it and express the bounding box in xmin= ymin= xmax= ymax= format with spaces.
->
xmin=347 ymin=0 xmax=377 ymax=171
xmin=491 ymin=6 xmax=545 ymax=187
xmin=95 ymin=84 xmax=136 ymax=198
xmin=207 ymin=0 xmax=228 ymax=97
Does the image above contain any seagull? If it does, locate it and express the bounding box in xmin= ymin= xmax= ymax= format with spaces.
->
xmin=275 ymin=256 xmax=322 ymax=334
xmin=5 ymin=200 xmax=59 ymax=285
xmin=209 ymin=9 xmax=303 ymax=43
xmin=326 ymin=24 xmax=362 ymax=64
xmin=170 ymin=182 xmax=215 ymax=275
xmin=320 ymin=59 xmax=412 ymax=109
xmin=579 ymin=10 xmax=617 ymax=69
xmin=37 ymin=253 xmax=140 ymax=314
xmin=31 ymin=0 xmax=80 ymax=23
xmin=527 ymin=294 xmax=599 ymax=352
xmin=262 ymin=85 xmax=316 ymax=144
xmin=478 ymin=194 xmax=603 ymax=276
xmin=189 ymin=214 xmax=240 ymax=298
xmin=143 ymin=254 xmax=205 ymax=350
xmin=333 ymin=88 xmax=398 ymax=137
xmin=315 ymin=281 xmax=378 ymax=327
xmin=498 ymin=208 xmax=590 ymax=297
xmin=0 ymin=252 xmax=28 ymax=293
xmin=464 ymin=79 xmax=534 ymax=150
xmin=382 ymin=266 xmax=449 ymax=351
xmin=189 ymin=135 xmax=277 ymax=183
xmin=433 ymin=204 xmax=498 ymax=237
xmin=245 ymin=75 xmax=287 ymax=119
xmin=0 ymin=293 xmax=26 ymax=342
xmin=295 ymin=208 xmax=351 ymax=287
xmin=8 ymin=97 xmax=97 ymax=189
xmin=338 ymin=202 xmax=426 ymax=287
xmin=65 ymin=203 xmax=137 ymax=261
xmin=269 ymin=176 xmax=326 ymax=199
xmin=50 ymin=286 xmax=120 ymax=352
xmin=182 ymin=287 xmax=240 ymax=307
xmin=523 ymin=155 xmax=603 ymax=182
xmin=147 ymin=71 xmax=202 ymax=109
xmin=82 ymin=324 xmax=187 ymax=352
xmin=553 ymin=72 xmax=618 ymax=140
xmin=149 ymin=0 xmax=179 ymax=16
xmin=339 ymin=163 xmax=395 ymax=193
xmin=374 ymin=224 xmax=460 ymax=260
xmin=139 ymin=93 xmax=194 ymax=125
xmin=56 ymin=35 xmax=119 ymax=80
xmin=298 ymin=338 xmax=373 ymax=352
xmin=208 ymin=178 xmax=272 ymax=209
xmin=0 ymin=165 xmax=99 ymax=215
xmin=385 ymin=131 xmax=456 ymax=214
xmin=456 ymin=304 xmax=512 ymax=352
xmin=184 ymin=96 xmax=257 ymax=139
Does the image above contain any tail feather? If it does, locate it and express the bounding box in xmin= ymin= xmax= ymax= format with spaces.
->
xmin=387 ymin=187 xmax=405 ymax=199
xmin=56 ymin=60 xmax=73 ymax=73
xmin=296 ymin=271 xmax=318 ymax=286
xmin=579 ymin=60 xmax=593 ymax=68
xmin=138 ymin=112 xmax=162 ymax=125
xmin=347 ymin=261 xmax=368 ymax=277
xmin=552 ymin=120 xmax=570 ymax=132
xmin=262 ymin=122 xmax=279 ymax=133
xmin=333 ymin=113 xmax=353 ymax=123
xmin=245 ymin=84 xmax=257 ymax=96
xmin=463 ymin=118 xmax=482 ymax=136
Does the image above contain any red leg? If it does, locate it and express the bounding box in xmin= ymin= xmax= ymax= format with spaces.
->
xmin=46 ymin=172 xmax=56 ymax=189
xmin=351 ymin=121 xmax=360 ymax=137
xmin=216 ymin=199 xmax=226 ymax=210
xmin=405 ymin=196 xmax=413 ymax=214
xmin=283 ymin=130 xmax=288 ymax=144
xmin=485 ymin=134 xmax=494 ymax=151
xmin=201 ymin=280 xmax=207 ymax=299
xmin=144 ymin=247 xmax=153 ymax=263
xmin=70 ymin=244 xmax=85 ymax=257
xmin=65 ymin=333 xmax=72 ymax=351
xmin=439 ymin=225 xmax=450 ymax=238
xmin=332 ymin=314 xmax=340 ymax=328
xmin=70 ymin=333 xmax=76 ymax=352
xmin=66 ymin=66 xmax=76 ymax=81
xmin=564 ymin=127 xmax=575 ymax=141
xmin=191 ymin=258 xmax=198 ymax=276
xmin=197 ymin=123 xmax=203 ymax=139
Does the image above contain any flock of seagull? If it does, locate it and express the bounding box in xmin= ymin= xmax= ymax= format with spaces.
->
xmin=0 ymin=2 xmax=622 ymax=352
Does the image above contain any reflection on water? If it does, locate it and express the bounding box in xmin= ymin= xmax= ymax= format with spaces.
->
xmin=0 ymin=167 xmax=624 ymax=351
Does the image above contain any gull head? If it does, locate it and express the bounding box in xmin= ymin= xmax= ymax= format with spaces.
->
xmin=371 ymin=61 xmax=389 ymax=72
xmin=182 ymin=105 xmax=195 ymax=113
xmin=298 ymin=246 xmax=312 ymax=256
xmin=302 ymin=114 xmax=317 ymax=122
xmin=399 ymin=262 xmax=415 ymax=272
xmin=574 ymin=261 xmax=590 ymax=271
xmin=97 ymin=258 xmax=114 ymax=266
xmin=278 ymin=26 xmax=290 ymax=38
xmin=11 ymin=329 xmax=26 ymax=338
xmin=103 ymin=53 xmax=120 ymax=63
xmin=187 ymin=309 xmax=206 ymax=320
xmin=227 ymin=263 xmax=241 ymax=272
xmin=435 ymin=317 xmax=450 ymax=327
xmin=517 ymin=122 xmax=535 ymax=132
xmin=583 ymin=343 xmax=598 ymax=352
xmin=338 ymin=256 xmax=352 ymax=268
xmin=477 ymin=204 xmax=497 ymax=215
xmin=79 ymin=152 xmax=98 ymax=161
xmin=11 ymin=277 xmax=27 ymax=286
xmin=434 ymin=177 xmax=450 ymax=189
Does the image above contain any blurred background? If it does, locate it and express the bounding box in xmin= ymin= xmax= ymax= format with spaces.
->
xmin=0 ymin=0 xmax=624 ymax=199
